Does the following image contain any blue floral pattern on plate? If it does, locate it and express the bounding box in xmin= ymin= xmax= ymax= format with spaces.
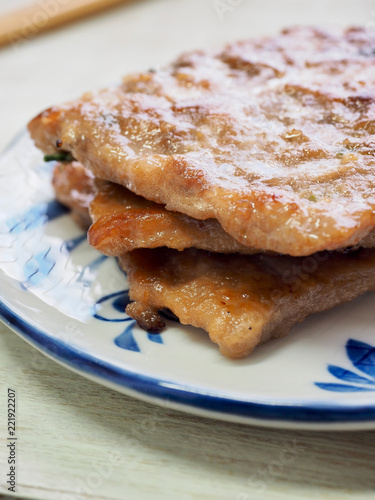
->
xmin=4 ymin=191 xmax=165 ymax=354
xmin=93 ymin=290 xmax=164 ymax=352
xmin=316 ymin=339 xmax=375 ymax=392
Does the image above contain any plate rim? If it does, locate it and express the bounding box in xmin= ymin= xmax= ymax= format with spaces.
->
xmin=2 ymin=299 xmax=375 ymax=427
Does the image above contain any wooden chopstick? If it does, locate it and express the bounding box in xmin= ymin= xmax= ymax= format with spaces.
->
xmin=0 ymin=0 xmax=137 ymax=49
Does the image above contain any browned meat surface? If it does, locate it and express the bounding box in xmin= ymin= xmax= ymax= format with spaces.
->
xmin=89 ymin=179 xmax=259 ymax=255
xmin=52 ymin=162 xmax=375 ymax=358
xmin=54 ymin=161 xmax=375 ymax=254
xmin=52 ymin=162 xmax=259 ymax=254
xmin=52 ymin=162 xmax=95 ymax=229
xmin=120 ymin=247 xmax=375 ymax=358
xmin=29 ymin=27 xmax=375 ymax=256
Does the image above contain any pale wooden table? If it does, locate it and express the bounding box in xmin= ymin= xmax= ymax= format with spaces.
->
xmin=1 ymin=1 xmax=375 ymax=498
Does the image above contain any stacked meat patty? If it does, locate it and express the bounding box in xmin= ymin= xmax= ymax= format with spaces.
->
xmin=28 ymin=27 xmax=375 ymax=358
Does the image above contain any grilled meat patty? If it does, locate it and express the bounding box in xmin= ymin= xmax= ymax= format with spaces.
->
xmin=30 ymin=27 xmax=375 ymax=256
xmin=120 ymin=247 xmax=375 ymax=358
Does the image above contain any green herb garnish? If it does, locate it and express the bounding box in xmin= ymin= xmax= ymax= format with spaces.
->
xmin=44 ymin=152 xmax=74 ymax=162
xmin=308 ymin=194 xmax=317 ymax=202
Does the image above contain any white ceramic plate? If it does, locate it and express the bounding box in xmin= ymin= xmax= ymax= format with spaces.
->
xmin=1 ymin=132 xmax=375 ymax=430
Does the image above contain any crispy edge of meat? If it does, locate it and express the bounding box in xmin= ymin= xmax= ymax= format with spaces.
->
xmin=119 ymin=247 xmax=375 ymax=358
xmin=88 ymin=179 xmax=259 ymax=255
xmin=54 ymin=162 xmax=375 ymax=255
xmin=52 ymin=162 xmax=260 ymax=254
